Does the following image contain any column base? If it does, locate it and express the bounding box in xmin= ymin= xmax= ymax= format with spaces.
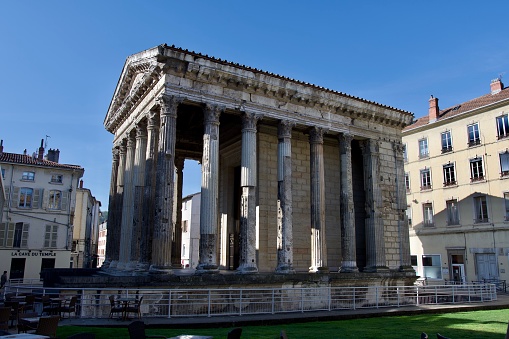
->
xmin=148 ymin=265 xmax=173 ymax=275
xmin=116 ymin=262 xmax=127 ymax=271
xmin=126 ymin=261 xmax=138 ymax=271
xmin=108 ymin=260 xmax=119 ymax=269
xmin=339 ymin=266 xmax=359 ymax=273
xmin=195 ymin=264 xmax=219 ymax=274
xmin=236 ymin=265 xmax=258 ymax=274
xmin=399 ymin=265 xmax=416 ymax=273
xmin=275 ymin=264 xmax=295 ymax=274
xmin=363 ymin=265 xmax=390 ymax=273
xmin=309 ymin=266 xmax=329 ymax=273
xmin=101 ymin=260 xmax=111 ymax=269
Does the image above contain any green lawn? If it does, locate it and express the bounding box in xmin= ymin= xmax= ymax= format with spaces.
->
xmin=56 ymin=309 xmax=509 ymax=339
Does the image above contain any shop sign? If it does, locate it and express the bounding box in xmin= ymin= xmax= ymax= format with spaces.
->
xmin=11 ymin=251 xmax=56 ymax=257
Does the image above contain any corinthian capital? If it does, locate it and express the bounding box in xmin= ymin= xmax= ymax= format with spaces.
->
xmin=204 ymin=103 xmax=223 ymax=125
xmin=309 ymin=126 xmax=327 ymax=144
xmin=157 ymin=95 xmax=183 ymax=116
xmin=278 ymin=120 xmax=295 ymax=139
xmin=242 ymin=111 xmax=262 ymax=131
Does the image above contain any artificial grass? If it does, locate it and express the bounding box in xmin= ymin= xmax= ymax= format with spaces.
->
xmin=56 ymin=309 xmax=509 ymax=338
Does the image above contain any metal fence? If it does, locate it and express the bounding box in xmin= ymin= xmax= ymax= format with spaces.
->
xmin=4 ymin=283 xmax=498 ymax=319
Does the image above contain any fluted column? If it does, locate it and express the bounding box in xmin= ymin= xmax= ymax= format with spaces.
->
xmin=276 ymin=120 xmax=295 ymax=273
xmin=103 ymin=146 xmax=120 ymax=269
xmin=309 ymin=127 xmax=328 ymax=273
xmin=150 ymin=95 xmax=182 ymax=274
xmin=394 ymin=142 xmax=413 ymax=271
xmin=197 ymin=104 xmax=222 ymax=272
xmin=109 ymin=140 xmax=127 ymax=269
xmin=339 ymin=133 xmax=358 ymax=273
xmin=362 ymin=139 xmax=388 ymax=272
xmin=140 ymin=111 xmax=159 ymax=269
xmin=119 ymin=132 xmax=136 ymax=269
xmin=129 ymin=122 xmax=147 ymax=270
xmin=237 ymin=112 xmax=261 ymax=273
xmin=172 ymin=157 xmax=184 ymax=268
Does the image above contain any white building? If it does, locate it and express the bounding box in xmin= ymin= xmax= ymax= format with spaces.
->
xmin=0 ymin=140 xmax=84 ymax=280
xmin=97 ymin=221 xmax=107 ymax=267
xmin=181 ymin=193 xmax=200 ymax=269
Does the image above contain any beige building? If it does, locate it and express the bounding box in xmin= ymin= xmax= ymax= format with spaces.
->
xmin=180 ymin=192 xmax=200 ymax=269
xmin=97 ymin=221 xmax=107 ymax=267
xmin=403 ymin=79 xmax=509 ymax=284
xmin=103 ymin=44 xmax=414 ymax=285
xmin=0 ymin=140 xmax=84 ymax=280
xmin=72 ymin=182 xmax=101 ymax=268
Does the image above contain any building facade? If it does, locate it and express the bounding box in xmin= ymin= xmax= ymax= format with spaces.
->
xmin=72 ymin=182 xmax=101 ymax=268
xmin=103 ymin=44 xmax=414 ymax=281
xmin=97 ymin=221 xmax=107 ymax=268
xmin=0 ymin=140 xmax=84 ymax=280
xmin=180 ymin=192 xmax=201 ymax=269
xmin=403 ymin=79 xmax=509 ymax=284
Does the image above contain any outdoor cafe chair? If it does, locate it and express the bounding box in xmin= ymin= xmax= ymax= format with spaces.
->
xmin=127 ymin=320 xmax=166 ymax=339
xmin=60 ymin=296 xmax=78 ymax=318
xmin=125 ymin=296 xmax=143 ymax=319
xmin=0 ymin=307 xmax=10 ymax=330
xmin=108 ymin=295 xmax=123 ymax=319
xmin=35 ymin=315 xmax=60 ymax=339
xmin=17 ymin=311 xmax=38 ymax=333
xmin=227 ymin=327 xmax=242 ymax=339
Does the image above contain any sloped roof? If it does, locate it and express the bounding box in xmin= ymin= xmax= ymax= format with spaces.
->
xmin=404 ymin=86 xmax=509 ymax=131
xmin=0 ymin=152 xmax=83 ymax=171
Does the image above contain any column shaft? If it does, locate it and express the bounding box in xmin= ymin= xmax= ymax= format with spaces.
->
xmin=197 ymin=104 xmax=222 ymax=272
xmin=394 ymin=142 xmax=412 ymax=270
xmin=339 ymin=134 xmax=358 ymax=272
xmin=172 ymin=157 xmax=184 ymax=268
xmin=237 ymin=112 xmax=260 ymax=273
xmin=109 ymin=141 xmax=127 ymax=269
xmin=362 ymin=139 xmax=388 ymax=272
xmin=103 ymin=147 xmax=119 ymax=268
xmin=150 ymin=95 xmax=181 ymax=273
xmin=276 ymin=120 xmax=295 ymax=273
xmin=119 ymin=133 xmax=136 ymax=269
xmin=309 ymin=127 xmax=328 ymax=272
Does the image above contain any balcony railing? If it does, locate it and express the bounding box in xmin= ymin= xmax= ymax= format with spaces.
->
xmin=468 ymin=140 xmax=481 ymax=147
xmin=441 ymin=147 xmax=453 ymax=154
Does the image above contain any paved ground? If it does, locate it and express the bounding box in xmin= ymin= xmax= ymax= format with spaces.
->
xmin=59 ymin=293 xmax=509 ymax=329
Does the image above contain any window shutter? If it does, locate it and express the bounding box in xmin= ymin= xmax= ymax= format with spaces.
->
xmin=0 ymin=223 xmax=5 ymax=247
xmin=51 ymin=225 xmax=58 ymax=248
xmin=44 ymin=225 xmax=51 ymax=248
xmin=33 ymin=189 xmax=42 ymax=209
xmin=61 ymin=191 xmax=69 ymax=211
xmin=6 ymin=223 xmax=15 ymax=247
xmin=21 ymin=223 xmax=29 ymax=248
xmin=4 ymin=187 xmax=10 ymax=204
xmin=42 ymin=189 xmax=49 ymax=210
xmin=11 ymin=187 xmax=19 ymax=207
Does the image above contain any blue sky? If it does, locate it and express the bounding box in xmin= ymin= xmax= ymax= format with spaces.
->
xmin=1 ymin=1 xmax=509 ymax=208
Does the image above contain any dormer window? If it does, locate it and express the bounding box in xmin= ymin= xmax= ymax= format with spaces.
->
xmin=21 ymin=171 xmax=35 ymax=181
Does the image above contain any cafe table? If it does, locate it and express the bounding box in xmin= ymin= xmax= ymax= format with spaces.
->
xmin=116 ymin=297 xmax=137 ymax=320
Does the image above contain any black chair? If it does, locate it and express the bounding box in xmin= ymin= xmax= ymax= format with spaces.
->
xmin=436 ymin=334 xmax=450 ymax=339
xmin=17 ymin=311 xmax=39 ymax=333
xmin=35 ymin=316 xmax=60 ymax=339
xmin=108 ymin=295 xmax=123 ymax=319
xmin=67 ymin=333 xmax=96 ymax=339
xmin=0 ymin=307 xmax=10 ymax=331
xmin=125 ymin=296 xmax=143 ymax=319
xmin=127 ymin=321 xmax=166 ymax=339
xmin=421 ymin=333 xmax=428 ymax=339
xmin=60 ymin=296 xmax=78 ymax=318
xmin=227 ymin=327 xmax=242 ymax=339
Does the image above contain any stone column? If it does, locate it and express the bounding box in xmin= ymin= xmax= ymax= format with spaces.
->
xmin=338 ymin=133 xmax=358 ymax=273
xmin=276 ymin=120 xmax=295 ymax=273
xmin=118 ymin=132 xmax=136 ymax=270
xmin=150 ymin=95 xmax=182 ymax=274
xmin=394 ymin=142 xmax=413 ymax=271
xmin=109 ymin=140 xmax=127 ymax=269
xmin=197 ymin=104 xmax=222 ymax=272
xmin=237 ymin=112 xmax=261 ymax=274
xmin=361 ymin=139 xmax=388 ymax=272
xmin=140 ymin=111 xmax=159 ymax=270
xmin=129 ymin=122 xmax=147 ymax=270
xmin=309 ymin=127 xmax=328 ymax=272
xmin=172 ymin=157 xmax=184 ymax=268
xmin=103 ymin=146 xmax=119 ymax=269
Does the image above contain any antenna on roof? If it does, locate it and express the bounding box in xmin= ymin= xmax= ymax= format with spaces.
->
xmin=45 ymin=135 xmax=51 ymax=149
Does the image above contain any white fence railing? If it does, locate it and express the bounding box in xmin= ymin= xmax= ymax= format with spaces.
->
xmin=4 ymin=284 xmax=498 ymax=319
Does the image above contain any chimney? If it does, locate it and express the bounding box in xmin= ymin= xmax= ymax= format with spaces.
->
xmin=23 ymin=149 xmax=27 ymax=155
xmin=46 ymin=149 xmax=60 ymax=163
xmin=0 ymin=140 xmax=3 ymax=155
xmin=37 ymin=139 xmax=44 ymax=161
xmin=79 ymin=180 xmax=84 ymax=189
xmin=429 ymin=95 xmax=439 ymax=122
xmin=491 ymin=78 xmax=503 ymax=95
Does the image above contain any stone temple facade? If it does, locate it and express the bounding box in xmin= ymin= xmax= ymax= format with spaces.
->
xmin=103 ymin=44 xmax=414 ymax=283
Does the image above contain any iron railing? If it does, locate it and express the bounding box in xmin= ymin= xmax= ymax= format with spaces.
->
xmin=4 ymin=283 xmax=498 ymax=319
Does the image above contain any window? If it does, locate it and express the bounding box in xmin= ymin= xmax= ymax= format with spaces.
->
xmin=50 ymin=174 xmax=63 ymax=184
xmin=44 ymin=225 xmax=58 ymax=248
xmin=441 ymin=131 xmax=453 ymax=153
xmin=423 ymin=203 xmax=434 ymax=227
xmin=182 ymin=220 xmax=188 ymax=233
xmin=420 ymin=168 xmax=432 ymax=190
xmin=0 ymin=222 xmax=29 ymax=248
xmin=1 ymin=168 xmax=4 ymax=180
xmin=406 ymin=206 xmax=412 ymax=226
xmin=422 ymin=254 xmax=442 ymax=279
xmin=497 ymin=114 xmax=509 ymax=139
xmin=504 ymin=192 xmax=509 ymax=221
xmin=182 ymin=244 xmax=186 ymax=257
xmin=403 ymin=144 xmax=408 ymax=162
xmin=48 ymin=190 xmax=62 ymax=210
xmin=446 ymin=199 xmax=459 ymax=225
xmin=474 ymin=196 xmax=489 ymax=223
xmin=21 ymin=171 xmax=35 ymax=181
xmin=467 ymin=123 xmax=481 ymax=146
xmin=470 ymin=157 xmax=485 ymax=182
xmin=418 ymin=138 xmax=429 ymax=158
xmin=443 ymin=163 xmax=456 ymax=186
xmin=500 ymin=151 xmax=509 ymax=177
xmin=19 ymin=188 xmax=33 ymax=208
xmin=411 ymin=255 xmax=418 ymax=273
xmin=405 ymin=172 xmax=410 ymax=192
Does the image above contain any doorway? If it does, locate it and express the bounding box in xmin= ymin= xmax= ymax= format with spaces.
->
xmin=476 ymin=253 xmax=497 ymax=281
xmin=10 ymin=258 xmax=26 ymax=280
xmin=449 ymin=252 xmax=466 ymax=283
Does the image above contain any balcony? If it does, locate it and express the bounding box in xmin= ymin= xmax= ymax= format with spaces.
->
xmin=468 ymin=139 xmax=481 ymax=147
xmin=420 ymin=185 xmax=432 ymax=191
xmin=441 ymin=147 xmax=453 ymax=154
xmin=470 ymin=176 xmax=485 ymax=183
xmin=443 ymin=181 xmax=457 ymax=187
